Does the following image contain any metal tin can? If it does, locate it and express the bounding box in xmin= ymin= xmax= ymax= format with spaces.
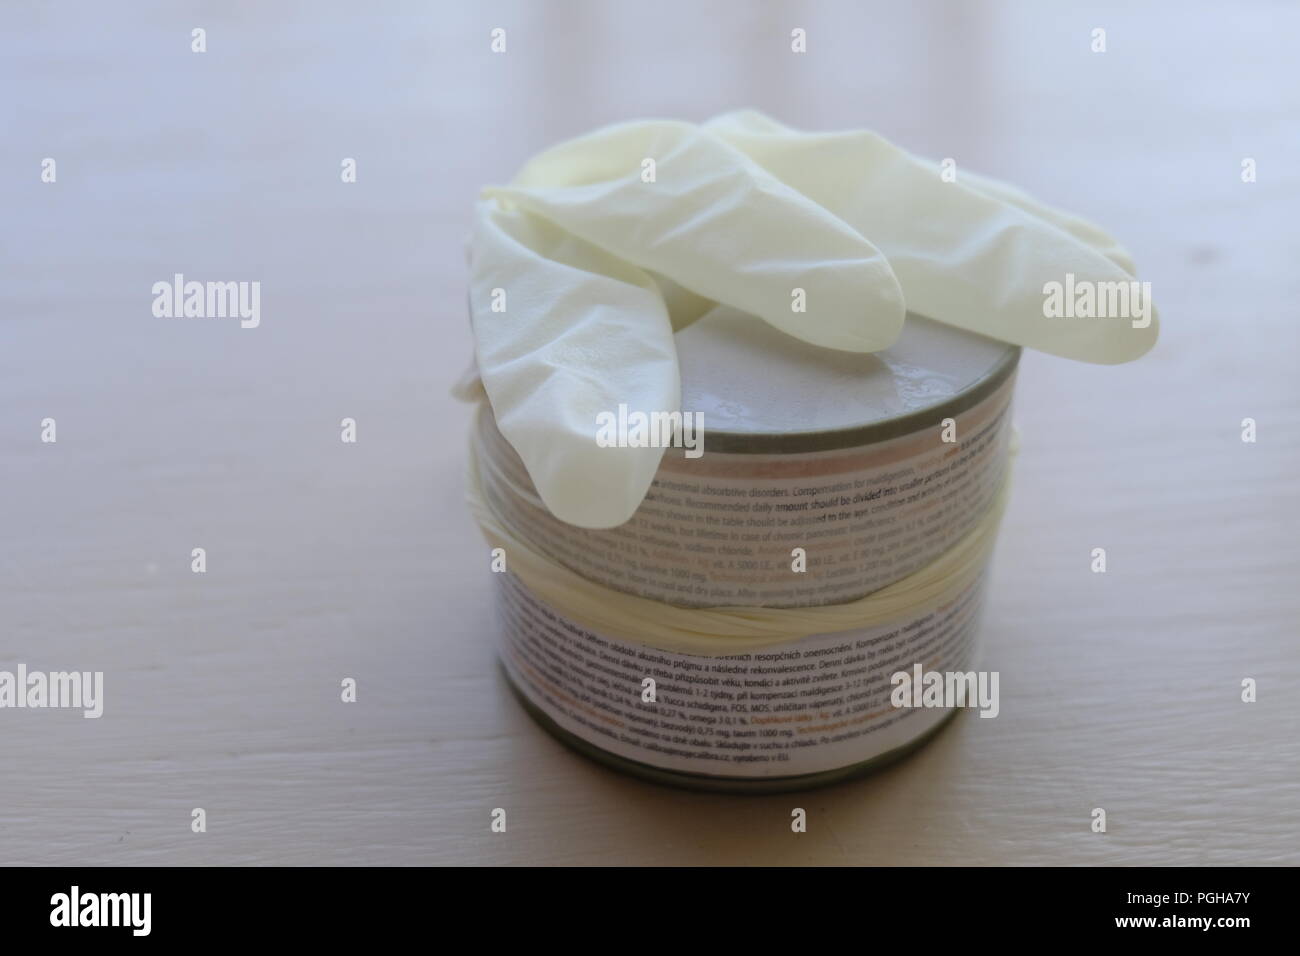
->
xmin=482 ymin=307 xmax=1019 ymax=791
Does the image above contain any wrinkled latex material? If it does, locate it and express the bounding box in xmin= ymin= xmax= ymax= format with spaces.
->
xmin=469 ymin=110 xmax=1158 ymax=530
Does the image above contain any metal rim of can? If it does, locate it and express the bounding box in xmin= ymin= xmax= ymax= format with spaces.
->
xmin=687 ymin=343 xmax=1022 ymax=455
xmin=466 ymin=292 xmax=1021 ymax=456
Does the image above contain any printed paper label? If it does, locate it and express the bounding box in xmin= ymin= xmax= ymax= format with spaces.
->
xmin=497 ymin=571 xmax=987 ymax=779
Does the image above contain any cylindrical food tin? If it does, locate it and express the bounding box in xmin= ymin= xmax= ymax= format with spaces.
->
xmin=480 ymin=306 xmax=1019 ymax=791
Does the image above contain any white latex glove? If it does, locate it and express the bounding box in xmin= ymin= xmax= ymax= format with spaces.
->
xmin=469 ymin=111 xmax=1158 ymax=530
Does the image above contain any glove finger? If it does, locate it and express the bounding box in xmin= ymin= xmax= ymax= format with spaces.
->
xmin=469 ymin=200 xmax=678 ymax=529
xmin=706 ymin=110 xmax=1158 ymax=365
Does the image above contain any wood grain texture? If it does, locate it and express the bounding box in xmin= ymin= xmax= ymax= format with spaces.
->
xmin=1 ymin=0 xmax=1296 ymax=866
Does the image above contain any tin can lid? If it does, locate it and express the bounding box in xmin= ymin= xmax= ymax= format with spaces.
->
xmin=676 ymin=305 xmax=1020 ymax=454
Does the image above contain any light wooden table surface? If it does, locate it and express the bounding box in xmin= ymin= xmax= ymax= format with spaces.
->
xmin=2 ymin=1 xmax=1296 ymax=866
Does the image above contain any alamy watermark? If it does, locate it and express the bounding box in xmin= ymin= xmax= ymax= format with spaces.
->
xmin=1042 ymin=273 xmax=1152 ymax=329
xmin=595 ymin=404 xmax=704 ymax=458
xmin=0 ymin=665 xmax=103 ymax=718
xmin=891 ymin=664 xmax=999 ymax=718
xmin=50 ymin=886 xmax=150 ymax=936
xmin=152 ymin=273 xmax=260 ymax=328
